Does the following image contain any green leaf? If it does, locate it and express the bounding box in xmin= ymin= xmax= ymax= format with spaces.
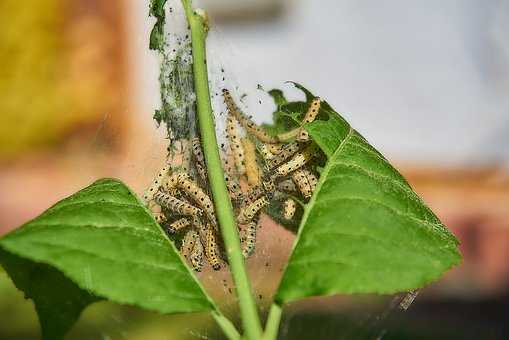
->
xmin=0 ymin=178 xmax=214 ymax=339
xmin=274 ymin=85 xmax=461 ymax=304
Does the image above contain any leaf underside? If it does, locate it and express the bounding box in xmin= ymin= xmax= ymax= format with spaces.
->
xmin=0 ymin=178 xmax=213 ymax=340
xmin=271 ymin=84 xmax=461 ymax=304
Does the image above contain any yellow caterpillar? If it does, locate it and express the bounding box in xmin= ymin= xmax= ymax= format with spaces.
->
xmin=277 ymin=179 xmax=297 ymax=193
xmin=189 ymin=234 xmax=204 ymax=272
xmin=166 ymin=217 xmax=191 ymax=234
xmin=283 ymin=198 xmax=297 ymax=220
xmin=276 ymin=97 xmax=321 ymax=142
xmin=242 ymin=221 xmax=257 ymax=258
xmin=222 ymin=89 xmax=278 ymax=144
xmin=267 ymin=142 xmax=301 ymax=169
xmin=205 ymin=225 xmax=221 ymax=270
xmin=296 ymin=97 xmax=321 ymax=142
xmin=291 ymin=168 xmax=318 ymax=199
xmin=242 ymin=137 xmax=261 ymax=186
xmin=273 ymin=145 xmax=316 ymax=178
xmin=154 ymin=191 xmax=203 ymax=217
xmin=180 ymin=229 xmax=199 ymax=258
xmin=164 ymin=173 xmax=217 ymax=226
xmin=237 ymin=196 xmax=269 ymax=224
xmin=226 ymin=115 xmax=246 ymax=175
xmin=142 ymin=165 xmax=170 ymax=203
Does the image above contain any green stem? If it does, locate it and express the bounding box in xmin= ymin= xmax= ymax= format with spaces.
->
xmin=263 ymin=304 xmax=282 ymax=340
xmin=181 ymin=1 xmax=263 ymax=339
xmin=211 ymin=311 xmax=241 ymax=340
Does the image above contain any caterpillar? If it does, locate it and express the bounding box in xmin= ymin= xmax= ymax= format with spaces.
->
xmin=142 ymin=165 xmax=170 ymax=203
xmin=258 ymin=143 xmax=275 ymax=160
xmin=222 ymin=89 xmax=278 ymax=144
xmin=205 ymin=225 xmax=221 ymax=270
xmin=189 ymin=233 xmax=204 ymax=272
xmin=291 ymin=168 xmax=318 ymax=199
xmin=191 ymin=137 xmax=208 ymax=181
xmin=226 ymin=115 xmax=246 ymax=175
xmin=242 ymin=137 xmax=261 ymax=186
xmin=276 ymin=98 xmax=321 ymax=142
xmin=267 ymin=142 xmax=301 ymax=169
xmin=180 ymin=229 xmax=199 ymax=258
xmin=164 ymin=173 xmax=217 ymax=226
xmin=154 ymin=191 xmax=203 ymax=217
xmin=283 ymin=198 xmax=297 ymax=220
xmin=237 ymin=196 xmax=269 ymax=224
xmin=296 ymin=97 xmax=321 ymax=142
xmin=147 ymin=200 xmax=167 ymax=224
xmin=166 ymin=217 xmax=191 ymax=234
xmin=241 ymin=221 xmax=257 ymax=258
xmin=273 ymin=145 xmax=317 ymax=178
xmin=224 ymin=173 xmax=244 ymax=200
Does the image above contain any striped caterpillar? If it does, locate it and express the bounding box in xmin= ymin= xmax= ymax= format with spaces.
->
xmin=222 ymin=88 xmax=278 ymax=144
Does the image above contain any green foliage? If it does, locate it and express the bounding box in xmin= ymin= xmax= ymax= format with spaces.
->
xmin=0 ymin=179 xmax=214 ymax=340
xmin=272 ymin=84 xmax=461 ymax=304
xmin=149 ymin=0 xmax=167 ymax=51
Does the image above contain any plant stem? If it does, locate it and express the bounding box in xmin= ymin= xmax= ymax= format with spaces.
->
xmin=263 ymin=304 xmax=282 ymax=340
xmin=212 ymin=311 xmax=241 ymax=340
xmin=181 ymin=1 xmax=263 ymax=339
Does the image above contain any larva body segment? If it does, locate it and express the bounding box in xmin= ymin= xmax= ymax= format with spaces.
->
xmin=154 ymin=191 xmax=202 ymax=217
xmin=189 ymin=235 xmax=204 ymax=272
xmin=226 ymin=115 xmax=246 ymax=175
xmin=237 ymin=196 xmax=269 ymax=224
xmin=224 ymin=174 xmax=244 ymax=200
xmin=291 ymin=168 xmax=318 ymax=199
xmin=142 ymin=165 xmax=170 ymax=203
xmin=283 ymin=198 xmax=297 ymax=220
xmin=166 ymin=217 xmax=191 ymax=234
xmin=205 ymin=225 xmax=221 ymax=270
xmin=267 ymin=142 xmax=301 ymax=168
xmin=242 ymin=221 xmax=257 ymax=258
xmin=222 ymin=89 xmax=278 ymax=144
xmin=273 ymin=145 xmax=316 ymax=178
xmin=242 ymin=137 xmax=261 ymax=186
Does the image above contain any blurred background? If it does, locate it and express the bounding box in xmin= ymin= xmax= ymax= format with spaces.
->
xmin=1 ymin=0 xmax=509 ymax=339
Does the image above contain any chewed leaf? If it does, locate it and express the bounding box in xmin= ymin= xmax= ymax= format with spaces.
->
xmin=0 ymin=178 xmax=214 ymax=340
xmin=274 ymin=84 xmax=461 ymax=304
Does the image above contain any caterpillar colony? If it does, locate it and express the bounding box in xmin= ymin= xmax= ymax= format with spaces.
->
xmin=143 ymin=88 xmax=323 ymax=271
